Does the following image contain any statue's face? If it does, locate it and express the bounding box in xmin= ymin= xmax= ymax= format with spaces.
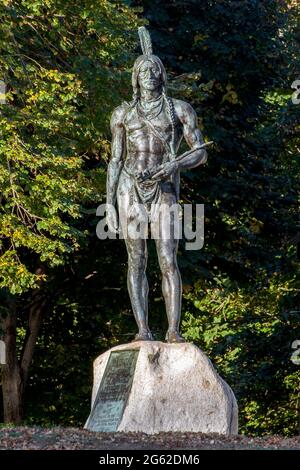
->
xmin=138 ymin=60 xmax=161 ymax=91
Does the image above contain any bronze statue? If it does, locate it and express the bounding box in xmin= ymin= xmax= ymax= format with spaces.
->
xmin=106 ymin=27 xmax=209 ymax=343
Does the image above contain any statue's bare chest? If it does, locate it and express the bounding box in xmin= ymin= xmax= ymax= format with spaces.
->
xmin=124 ymin=104 xmax=178 ymax=153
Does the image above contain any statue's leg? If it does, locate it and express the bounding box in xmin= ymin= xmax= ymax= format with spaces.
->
xmin=125 ymin=237 xmax=153 ymax=341
xmin=117 ymin=172 xmax=153 ymax=341
xmin=153 ymin=197 xmax=185 ymax=343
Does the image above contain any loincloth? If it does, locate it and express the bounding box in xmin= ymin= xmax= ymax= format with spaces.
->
xmin=122 ymin=164 xmax=175 ymax=215
xmin=117 ymin=165 xmax=180 ymax=239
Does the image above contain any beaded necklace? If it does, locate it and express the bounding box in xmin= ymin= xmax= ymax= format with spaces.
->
xmin=136 ymin=94 xmax=164 ymax=121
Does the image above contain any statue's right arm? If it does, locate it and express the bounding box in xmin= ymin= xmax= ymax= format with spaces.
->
xmin=106 ymin=104 xmax=127 ymax=207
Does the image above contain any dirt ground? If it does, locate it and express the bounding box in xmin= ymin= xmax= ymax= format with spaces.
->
xmin=0 ymin=427 xmax=299 ymax=450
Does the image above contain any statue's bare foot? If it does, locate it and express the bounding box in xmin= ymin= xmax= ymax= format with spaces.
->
xmin=132 ymin=330 xmax=154 ymax=342
xmin=165 ymin=329 xmax=185 ymax=343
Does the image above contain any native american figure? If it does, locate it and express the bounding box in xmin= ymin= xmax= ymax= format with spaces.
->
xmin=106 ymin=27 xmax=210 ymax=342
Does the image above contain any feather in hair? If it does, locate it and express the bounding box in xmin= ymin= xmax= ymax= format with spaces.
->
xmin=138 ymin=26 xmax=153 ymax=55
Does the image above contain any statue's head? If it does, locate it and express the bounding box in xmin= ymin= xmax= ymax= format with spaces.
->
xmin=132 ymin=54 xmax=167 ymax=98
xmin=131 ymin=27 xmax=167 ymax=102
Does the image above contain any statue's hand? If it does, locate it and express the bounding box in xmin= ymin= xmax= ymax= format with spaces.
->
xmin=106 ymin=205 xmax=119 ymax=233
xmin=151 ymin=161 xmax=179 ymax=181
xmin=136 ymin=168 xmax=152 ymax=183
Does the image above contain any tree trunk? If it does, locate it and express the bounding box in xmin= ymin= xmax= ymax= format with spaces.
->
xmin=1 ymin=304 xmax=22 ymax=423
xmin=1 ymin=268 xmax=46 ymax=423
xmin=20 ymin=279 xmax=46 ymax=388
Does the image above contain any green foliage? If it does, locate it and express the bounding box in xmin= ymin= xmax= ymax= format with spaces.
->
xmin=182 ymin=273 xmax=300 ymax=435
xmin=0 ymin=0 xmax=140 ymax=293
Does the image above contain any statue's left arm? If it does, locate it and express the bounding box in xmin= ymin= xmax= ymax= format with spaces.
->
xmin=176 ymin=101 xmax=208 ymax=169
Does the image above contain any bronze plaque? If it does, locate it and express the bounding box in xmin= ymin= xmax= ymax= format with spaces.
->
xmin=86 ymin=349 xmax=140 ymax=432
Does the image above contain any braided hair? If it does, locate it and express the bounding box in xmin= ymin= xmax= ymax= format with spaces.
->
xmin=163 ymin=91 xmax=176 ymax=159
